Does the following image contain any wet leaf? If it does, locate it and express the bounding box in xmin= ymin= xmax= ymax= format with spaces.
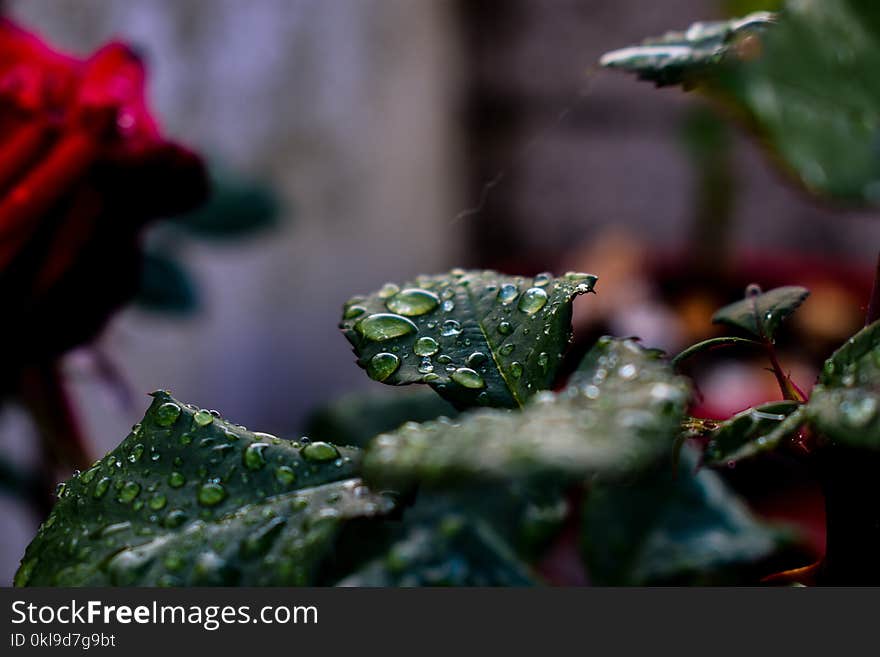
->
xmin=703 ymin=400 xmax=803 ymax=465
xmin=14 ymin=392 xmax=392 ymax=586
xmin=581 ymin=447 xmax=791 ymax=585
xmin=339 ymin=269 xmax=597 ymax=409
xmin=337 ymin=512 xmax=537 ymax=586
xmin=808 ymin=320 xmax=880 ymax=448
xmin=714 ymin=0 xmax=880 ymax=203
xmin=599 ymin=12 xmax=776 ymax=88
xmin=672 ymin=336 xmax=761 ymax=368
xmin=712 ymin=285 xmax=809 ymax=340
xmin=362 ymin=337 xmax=690 ymax=489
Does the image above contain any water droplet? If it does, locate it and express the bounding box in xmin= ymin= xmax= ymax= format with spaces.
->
xmin=584 ymin=384 xmax=600 ymax=399
xmin=128 ymin=443 xmax=144 ymax=463
xmin=518 ymin=287 xmax=548 ymax=314
xmin=243 ymin=443 xmax=269 ymax=470
xmin=155 ymin=402 xmax=182 ymax=427
xmin=179 ymin=432 xmax=193 ymax=446
xmin=500 ymin=344 xmax=515 ymax=356
xmin=414 ymin=336 xmax=439 ymax=356
xmin=497 ymin=283 xmax=519 ymax=305
xmin=149 ymin=494 xmax=167 ymax=510
xmin=418 ymin=358 xmax=434 ymax=374
xmin=422 ymin=373 xmax=440 ymax=382
xmin=437 ymin=354 xmax=452 ymax=364
xmin=450 ymin=367 xmax=485 ymax=389
xmin=386 ymin=288 xmax=440 ymax=316
xmin=619 ymin=363 xmax=638 ymax=380
xmin=746 ymin=283 xmax=762 ymax=298
xmin=441 ymin=320 xmax=462 ymax=337
xmin=275 ymin=466 xmax=296 ymax=486
xmin=498 ymin=321 xmax=512 ymax=335
xmin=168 ymin=472 xmax=186 ymax=488
xmin=343 ymin=304 xmax=366 ymax=320
xmin=194 ymin=409 xmax=214 ymax=427
xmin=378 ymin=283 xmax=400 ymax=299
xmin=534 ymin=272 xmax=552 ymax=287
xmin=117 ymin=481 xmax=141 ymax=504
xmin=466 ymin=351 xmax=488 ymax=367
xmin=367 ymin=352 xmax=400 ymax=381
xmin=356 ymin=313 xmax=418 ymax=341
xmin=441 ymin=299 xmax=455 ymax=312
xmin=93 ymin=477 xmax=111 ymax=498
xmin=537 ymin=352 xmax=549 ymax=373
xmin=81 ymin=466 xmax=99 ymax=484
xmin=302 ymin=441 xmax=340 ymax=462
xmin=510 ymin=362 xmax=523 ymax=378
xmin=164 ymin=510 xmax=188 ymax=528
xmin=198 ymin=482 xmax=226 ymax=507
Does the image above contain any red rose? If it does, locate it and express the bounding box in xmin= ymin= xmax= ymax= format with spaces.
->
xmin=0 ymin=18 xmax=208 ymax=374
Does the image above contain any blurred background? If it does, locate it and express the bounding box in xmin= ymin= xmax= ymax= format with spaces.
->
xmin=1 ymin=0 xmax=877 ymax=583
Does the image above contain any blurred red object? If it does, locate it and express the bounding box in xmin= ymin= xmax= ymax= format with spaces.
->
xmin=0 ymin=18 xmax=207 ymax=375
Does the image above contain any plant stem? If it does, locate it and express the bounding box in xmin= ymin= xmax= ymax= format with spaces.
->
xmin=19 ymin=361 xmax=91 ymax=472
xmin=764 ymin=341 xmax=805 ymax=402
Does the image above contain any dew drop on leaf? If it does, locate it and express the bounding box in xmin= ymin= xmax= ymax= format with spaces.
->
xmin=441 ymin=320 xmax=462 ymax=337
xmin=497 ymin=283 xmax=519 ymax=305
xmin=117 ymin=481 xmax=141 ymax=504
xmin=149 ymin=494 xmax=167 ymax=511
xmin=414 ymin=336 xmax=439 ymax=356
xmin=356 ymin=314 xmax=418 ymax=341
xmin=155 ymin=402 xmax=182 ymax=427
xmin=367 ymin=352 xmax=400 ymax=381
xmin=198 ymin=482 xmax=226 ymax=507
xmin=93 ymin=477 xmax=111 ymax=499
xmin=243 ymin=443 xmax=269 ymax=471
xmin=385 ymin=288 xmax=440 ymax=316
xmin=193 ymin=409 xmax=214 ymax=427
xmin=451 ymin=367 xmax=486 ymax=389
xmin=275 ymin=466 xmax=296 ymax=486
xmin=301 ymin=441 xmax=340 ymax=462
xmin=517 ymin=287 xmax=549 ymax=315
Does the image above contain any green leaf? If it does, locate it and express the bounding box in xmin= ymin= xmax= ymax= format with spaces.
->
xmin=808 ymin=320 xmax=880 ymax=448
xmin=14 ymin=392 xmax=392 ymax=586
xmin=339 ymin=269 xmax=598 ymax=409
xmin=135 ymin=251 xmax=199 ymax=314
xmin=712 ymin=285 xmax=809 ymax=340
xmin=362 ymin=337 xmax=690 ymax=489
xmin=337 ymin=512 xmax=538 ymax=586
xmin=702 ymin=400 xmax=803 ymax=465
xmin=168 ymin=167 xmax=280 ymax=239
xmin=671 ymin=336 xmax=762 ymax=368
xmin=581 ymin=447 xmax=790 ymax=585
xmin=599 ymin=12 xmax=776 ymax=88
xmin=304 ymin=388 xmax=458 ymax=449
xmin=714 ymin=0 xmax=880 ymax=202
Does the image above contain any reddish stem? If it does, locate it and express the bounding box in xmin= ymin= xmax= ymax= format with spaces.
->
xmin=18 ymin=361 xmax=91 ymax=472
